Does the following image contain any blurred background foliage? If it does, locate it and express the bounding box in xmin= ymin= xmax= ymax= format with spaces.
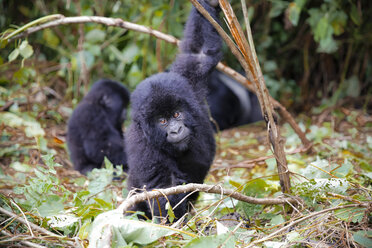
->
xmin=0 ymin=0 xmax=371 ymax=118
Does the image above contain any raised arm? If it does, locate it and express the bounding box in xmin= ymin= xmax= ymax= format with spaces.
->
xmin=170 ymin=0 xmax=222 ymax=95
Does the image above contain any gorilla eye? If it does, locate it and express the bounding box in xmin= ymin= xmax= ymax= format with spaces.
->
xmin=159 ymin=118 xmax=167 ymax=125
xmin=173 ymin=112 xmax=181 ymax=118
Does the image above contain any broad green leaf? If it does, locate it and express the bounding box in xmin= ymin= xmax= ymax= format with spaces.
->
xmin=8 ymin=48 xmax=19 ymax=62
xmin=353 ymin=231 xmax=372 ymax=248
xmin=270 ymin=214 xmax=285 ymax=226
xmin=37 ymin=195 xmax=65 ymax=217
xmin=229 ymin=180 xmax=242 ymax=189
xmin=237 ymin=179 xmax=272 ymax=216
xmin=10 ymin=162 xmax=32 ymax=172
xmin=335 ymin=208 xmax=364 ymax=223
xmin=269 ymin=1 xmax=288 ymax=18
xmin=287 ymin=231 xmax=300 ymax=241
xmin=287 ymin=2 xmax=301 ymax=26
xmin=302 ymin=158 xmax=352 ymax=179
xmin=19 ymin=40 xmax=34 ymax=58
xmin=184 ymin=233 xmax=236 ymax=248
xmin=314 ymin=16 xmax=329 ymax=41
xmin=364 ymin=172 xmax=372 ymax=180
xmin=94 ymin=198 xmax=113 ymax=209
xmin=86 ymin=29 xmax=106 ymax=43
xmin=43 ymin=29 xmax=60 ymax=47
xmin=89 ymin=210 xmax=178 ymax=247
xmin=13 ymin=67 xmax=36 ymax=85
xmin=345 ymin=75 xmax=360 ymax=97
xmin=317 ymin=28 xmax=338 ymax=53
xmin=350 ymin=4 xmax=361 ymax=26
xmin=330 ymin=11 xmax=347 ymax=35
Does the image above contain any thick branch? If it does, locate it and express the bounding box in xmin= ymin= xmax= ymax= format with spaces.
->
xmin=119 ymin=183 xmax=300 ymax=214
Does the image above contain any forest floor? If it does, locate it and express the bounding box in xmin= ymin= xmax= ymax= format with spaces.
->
xmin=0 ymin=84 xmax=371 ymax=247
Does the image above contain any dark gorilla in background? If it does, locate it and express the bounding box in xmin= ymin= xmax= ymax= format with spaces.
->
xmin=126 ymin=0 xmax=221 ymax=220
xmin=207 ymin=70 xmax=263 ymax=130
xmin=67 ymin=79 xmax=130 ymax=174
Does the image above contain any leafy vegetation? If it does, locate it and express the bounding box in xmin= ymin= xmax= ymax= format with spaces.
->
xmin=0 ymin=0 xmax=371 ymax=247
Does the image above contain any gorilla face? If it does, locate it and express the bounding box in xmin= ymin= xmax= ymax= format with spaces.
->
xmin=157 ymin=111 xmax=191 ymax=151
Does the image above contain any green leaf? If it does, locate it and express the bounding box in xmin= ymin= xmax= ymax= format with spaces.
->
xmin=184 ymin=233 xmax=236 ymax=248
xmin=42 ymin=29 xmax=60 ymax=47
xmin=37 ymin=195 xmax=65 ymax=217
xmin=85 ymin=29 xmax=106 ymax=43
xmin=237 ymin=179 xmax=271 ymax=216
xmin=89 ymin=210 xmax=178 ymax=247
xmin=8 ymin=48 xmax=19 ymax=62
xmin=350 ymin=4 xmax=361 ymax=26
xmin=330 ymin=11 xmax=347 ymax=35
xmin=166 ymin=202 xmax=175 ymax=223
xmin=269 ymin=1 xmax=288 ymax=18
xmin=94 ymin=198 xmax=113 ymax=209
xmin=19 ymin=40 xmax=34 ymax=58
xmin=344 ymin=75 xmax=360 ymax=97
xmin=314 ymin=16 xmax=329 ymax=41
xmin=287 ymin=2 xmax=301 ymax=26
xmin=12 ymin=67 xmax=36 ymax=85
xmin=229 ymin=180 xmax=242 ymax=189
xmin=302 ymin=158 xmax=352 ymax=179
xmin=353 ymin=231 xmax=372 ymax=248
xmin=335 ymin=208 xmax=364 ymax=223
xmin=270 ymin=214 xmax=285 ymax=226
xmin=10 ymin=161 xmax=33 ymax=172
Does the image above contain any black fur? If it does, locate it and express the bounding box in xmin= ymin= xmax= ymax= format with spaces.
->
xmin=126 ymin=1 xmax=221 ymax=220
xmin=67 ymin=79 xmax=130 ymax=174
xmin=207 ymin=70 xmax=263 ymax=130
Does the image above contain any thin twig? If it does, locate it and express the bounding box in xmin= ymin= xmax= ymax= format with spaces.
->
xmin=10 ymin=200 xmax=34 ymax=237
xmin=119 ymin=183 xmax=301 ymax=214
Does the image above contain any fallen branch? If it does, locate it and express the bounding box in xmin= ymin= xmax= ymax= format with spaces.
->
xmin=119 ymin=183 xmax=301 ymax=214
xmin=3 ymin=14 xmax=311 ymax=149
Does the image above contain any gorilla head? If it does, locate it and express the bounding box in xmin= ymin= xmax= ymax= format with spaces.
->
xmin=130 ymin=72 xmax=208 ymax=155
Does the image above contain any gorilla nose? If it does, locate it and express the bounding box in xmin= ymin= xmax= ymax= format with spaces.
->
xmin=170 ymin=125 xmax=183 ymax=135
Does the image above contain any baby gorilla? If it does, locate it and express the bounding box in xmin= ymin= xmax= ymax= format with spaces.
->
xmin=126 ymin=0 xmax=221 ymax=220
xmin=67 ymin=79 xmax=130 ymax=174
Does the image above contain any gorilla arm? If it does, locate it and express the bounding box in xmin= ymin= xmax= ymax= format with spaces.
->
xmin=170 ymin=0 xmax=222 ymax=96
